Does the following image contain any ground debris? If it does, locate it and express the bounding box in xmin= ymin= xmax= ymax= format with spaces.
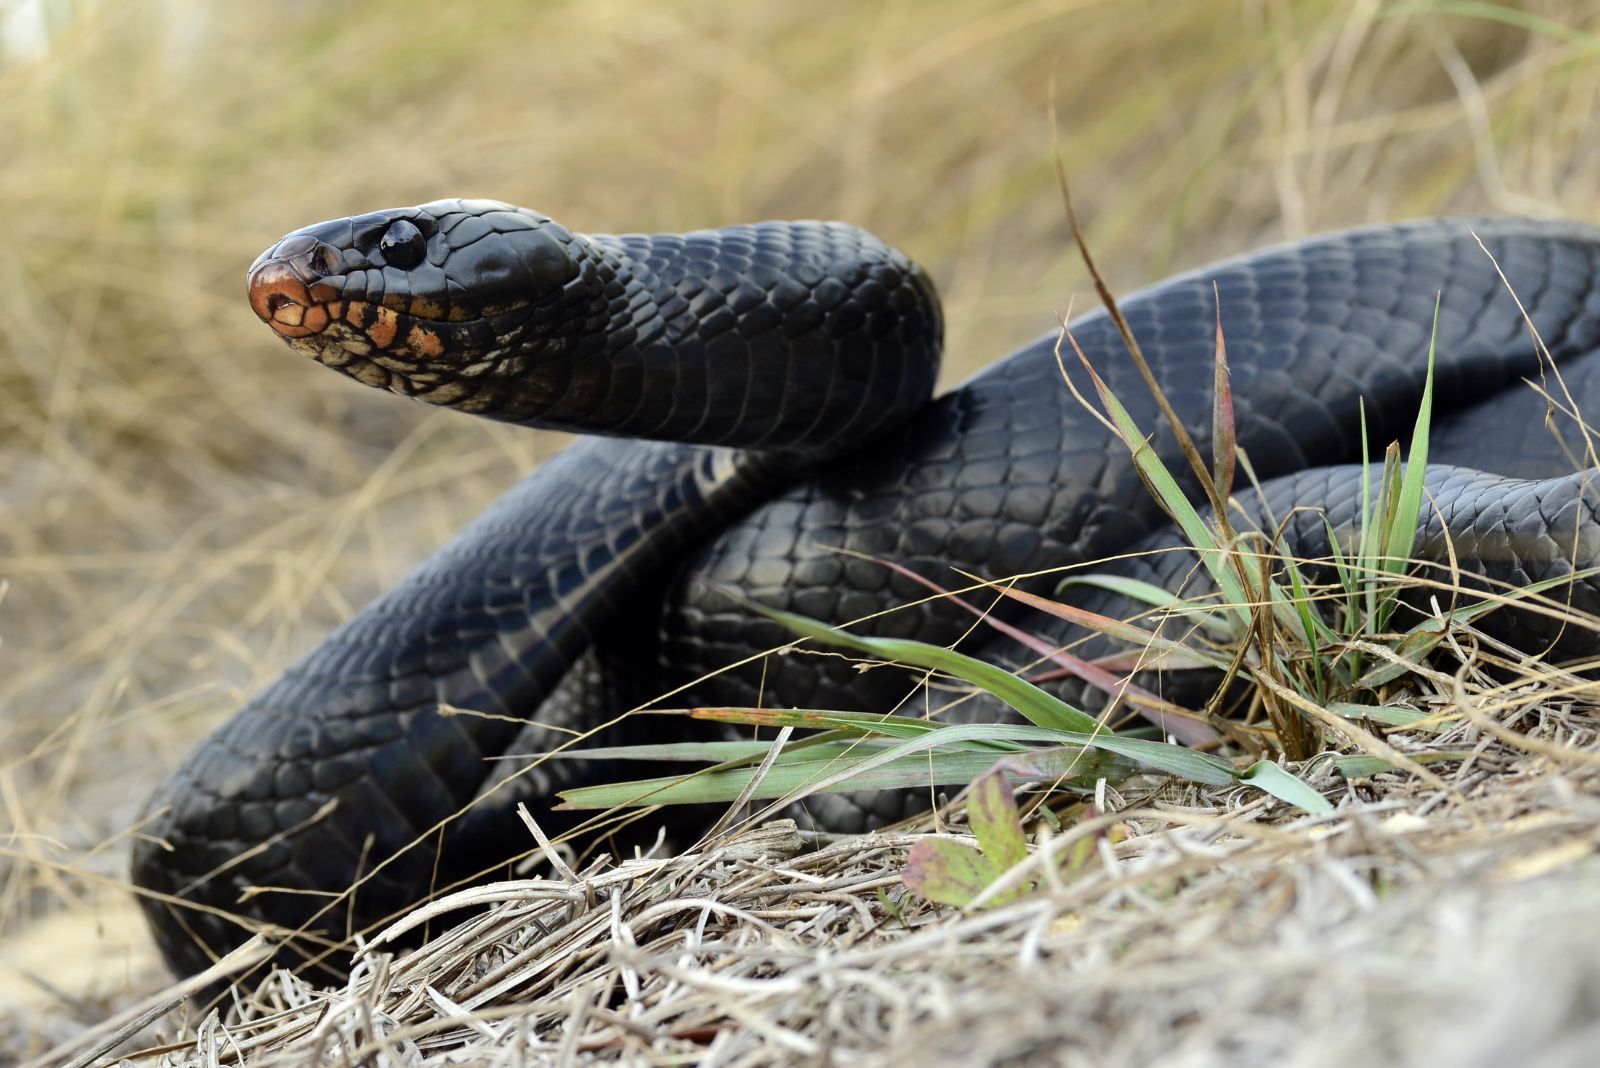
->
xmin=62 ymin=698 xmax=1600 ymax=1068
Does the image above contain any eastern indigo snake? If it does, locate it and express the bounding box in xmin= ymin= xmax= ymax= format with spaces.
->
xmin=131 ymin=201 xmax=1600 ymax=977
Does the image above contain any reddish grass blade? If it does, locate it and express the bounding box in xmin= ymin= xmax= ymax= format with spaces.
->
xmin=1211 ymin=282 xmax=1236 ymax=503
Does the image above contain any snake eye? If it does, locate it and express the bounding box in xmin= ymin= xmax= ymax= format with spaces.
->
xmin=379 ymin=219 xmax=426 ymax=269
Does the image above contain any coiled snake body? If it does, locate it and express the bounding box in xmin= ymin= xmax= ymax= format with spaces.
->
xmin=133 ymin=202 xmax=1600 ymax=977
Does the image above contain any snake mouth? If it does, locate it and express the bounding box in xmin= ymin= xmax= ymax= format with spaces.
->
xmin=247 ymin=256 xmax=334 ymax=339
xmin=247 ymin=237 xmax=468 ymax=363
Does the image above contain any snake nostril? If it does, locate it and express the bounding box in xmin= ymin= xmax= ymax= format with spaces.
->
xmin=266 ymin=293 xmax=296 ymax=314
xmin=312 ymin=244 xmax=341 ymax=276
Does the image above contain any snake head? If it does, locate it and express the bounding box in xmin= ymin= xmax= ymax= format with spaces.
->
xmin=247 ymin=198 xmax=596 ymax=410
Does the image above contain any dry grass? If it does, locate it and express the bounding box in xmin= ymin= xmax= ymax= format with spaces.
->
xmin=39 ymin=663 xmax=1600 ymax=1066
xmin=3 ymin=0 xmax=1600 ymax=1063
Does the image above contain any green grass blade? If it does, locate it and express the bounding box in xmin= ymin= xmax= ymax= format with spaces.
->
xmin=1059 ymin=573 xmax=1188 ymax=611
xmin=1077 ymin=356 xmax=1252 ymax=627
xmin=546 ymin=737 xmax=900 ymax=764
xmin=744 ymin=602 xmax=1107 ymax=735
xmin=1331 ymin=750 xmax=1480 ymax=778
xmin=988 ymin=582 xmax=1236 ymax=672
xmin=1321 ymin=513 xmax=1361 ymax=643
xmin=1278 ymin=560 xmax=1341 ymax=652
xmin=1058 ymin=573 xmax=1237 ymax=640
xmin=1354 ymin=625 xmax=1446 ymax=687
xmin=561 ymin=708 xmax=1245 ymax=811
xmin=1319 ymin=515 xmax=1353 ymax=585
xmin=1277 ymin=570 xmax=1326 ymax=697
xmin=688 ymin=706 xmax=957 ymax=740
xmin=722 ymin=717 xmax=1244 ymax=785
xmin=1019 ymin=733 xmax=1236 ymax=785
xmin=1354 ymin=562 xmax=1600 ymax=687
xmin=1326 ymin=702 xmax=1437 ymax=728
xmin=1367 ymin=445 xmax=1404 ymax=629
xmin=558 ymin=744 xmax=1136 ymax=809
xmin=871 ymin=559 xmax=1216 ymax=744
xmin=1439 ymin=565 xmax=1600 ymax=622
xmin=1381 ymin=295 xmax=1439 ymax=572
xmin=1355 ymin=401 xmax=1380 ymax=637
xmin=556 ymin=752 xmax=1005 ymax=808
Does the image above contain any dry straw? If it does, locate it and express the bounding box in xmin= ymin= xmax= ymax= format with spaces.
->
xmin=35 ymin=666 xmax=1600 ymax=1065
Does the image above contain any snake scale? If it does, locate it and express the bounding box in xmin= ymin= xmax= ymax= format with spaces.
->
xmin=130 ymin=201 xmax=1600 ymax=978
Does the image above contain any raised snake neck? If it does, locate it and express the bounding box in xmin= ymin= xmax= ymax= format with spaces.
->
xmin=135 ymin=202 xmax=1600 ymax=978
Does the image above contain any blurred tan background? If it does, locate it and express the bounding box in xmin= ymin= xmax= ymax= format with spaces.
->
xmin=1 ymin=0 xmax=1596 ymax=1050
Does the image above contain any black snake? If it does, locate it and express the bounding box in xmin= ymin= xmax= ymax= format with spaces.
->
xmin=132 ymin=201 xmax=1600 ymax=978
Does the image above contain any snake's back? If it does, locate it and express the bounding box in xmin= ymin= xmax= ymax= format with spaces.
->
xmin=667 ymin=219 xmax=1600 ymax=708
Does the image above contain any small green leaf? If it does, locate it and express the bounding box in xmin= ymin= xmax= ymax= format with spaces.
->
xmin=1333 ymin=755 xmax=1393 ymax=779
xmin=1237 ymin=760 xmax=1334 ymax=814
xmin=903 ymin=771 xmax=1037 ymax=908
xmin=966 ymin=770 xmax=1027 ymax=870
xmin=903 ymin=838 xmax=997 ymax=907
